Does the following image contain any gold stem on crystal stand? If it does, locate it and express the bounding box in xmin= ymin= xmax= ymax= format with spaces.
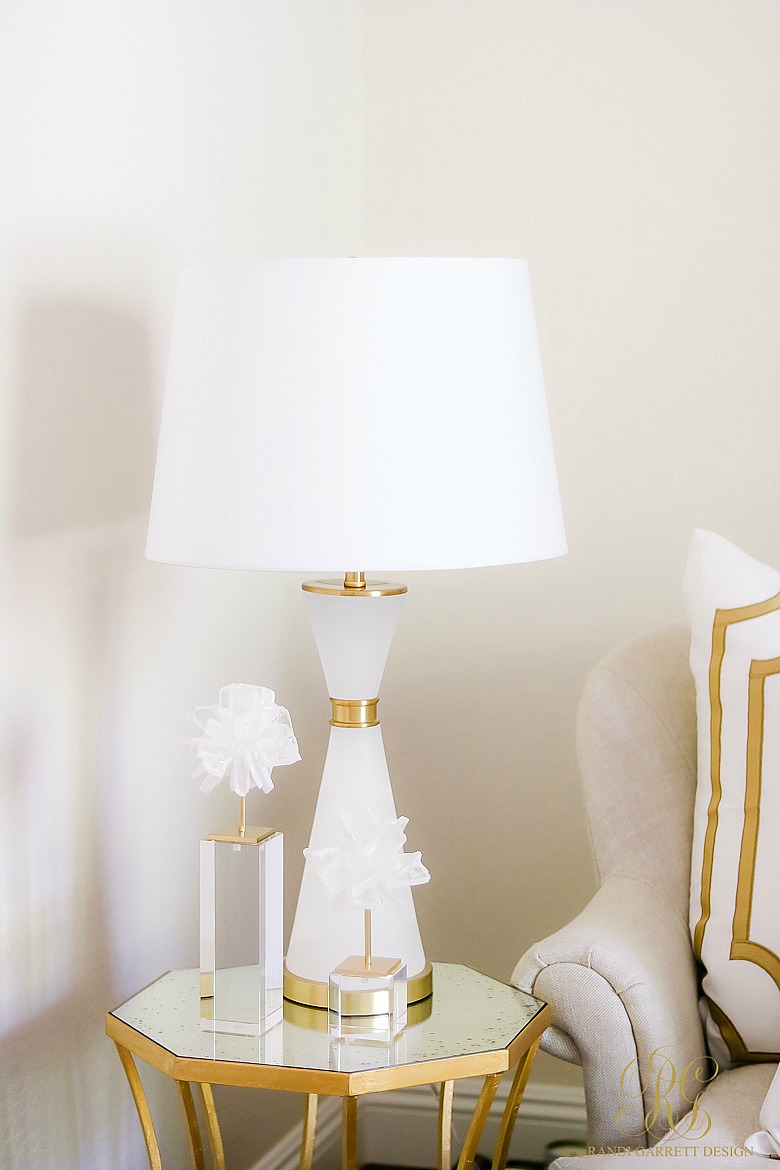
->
xmin=343 ymin=571 xmax=367 ymax=590
xmin=238 ymin=796 xmax=246 ymax=839
xmin=364 ymin=909 xmax=372 ymax=970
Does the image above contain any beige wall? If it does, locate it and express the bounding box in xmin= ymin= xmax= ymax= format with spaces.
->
xmin=0 ymin=3 xmax=362 ymax=1167
xmin=362 ymin=0 xmax=779 ymax=1089
xmin=1 ymin=1 xmax=779 ymax=1166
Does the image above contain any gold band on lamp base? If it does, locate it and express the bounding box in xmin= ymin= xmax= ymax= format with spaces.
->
xmin=283 ymin=989 xmax=433 ymax=1031
xmin=284 ymin=961 xmax=433 ymax=1013
xmin=330 ymin=698 xmax=379 ymax=728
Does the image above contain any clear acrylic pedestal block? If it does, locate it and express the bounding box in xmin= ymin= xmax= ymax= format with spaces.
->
xmin=328 ymin=956 xmax=407 ymax=1043
xmin=329 ymin=1030 xmax=408 ymax=1070
xmin=200 ymin=829 xmax=283 ymax=1035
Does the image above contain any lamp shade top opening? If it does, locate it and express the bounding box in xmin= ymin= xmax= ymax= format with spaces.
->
xmin=146 ymin=258 xmax=566 ymax=572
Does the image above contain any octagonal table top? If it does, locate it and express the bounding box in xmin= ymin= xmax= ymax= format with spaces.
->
xmin=107 ymin=962 xmax=549 ymax=1095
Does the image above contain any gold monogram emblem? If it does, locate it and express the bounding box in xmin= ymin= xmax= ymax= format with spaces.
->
xmin=616 ymin=1049 xmax=719 ymax=1140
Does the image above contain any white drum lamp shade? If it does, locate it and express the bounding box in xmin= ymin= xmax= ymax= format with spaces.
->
xmin=147 ymin=258 xmax=566 ymax=1008
xmin=146 ymin=259 xmax=565 ymax=571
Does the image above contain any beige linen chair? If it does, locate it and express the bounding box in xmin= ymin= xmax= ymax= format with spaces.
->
xmin=512 ymin=624 xmax=776 ymax=1167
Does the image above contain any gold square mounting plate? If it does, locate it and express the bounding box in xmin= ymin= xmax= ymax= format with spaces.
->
xmin=206 ymin=825 xmax=276 ymax=845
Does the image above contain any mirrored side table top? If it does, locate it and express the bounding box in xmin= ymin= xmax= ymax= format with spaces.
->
xmin=106 ymin=961 xmax=550 ymax=1170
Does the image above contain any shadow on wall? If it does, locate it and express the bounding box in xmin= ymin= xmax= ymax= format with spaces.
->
xmin=0 ymin=296 xmax=159 ymax=1167
xmin=10 ymin=299 xmax=156 ymax=539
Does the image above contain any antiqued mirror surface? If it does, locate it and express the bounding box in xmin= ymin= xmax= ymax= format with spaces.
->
xmin=110 ymin=962 xmax=545 ymax=1073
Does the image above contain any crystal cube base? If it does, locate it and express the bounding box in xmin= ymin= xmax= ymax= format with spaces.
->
xmin=200 ymin=831 xmax=283 ymax=1035
xmin=328 ymin=956 xmax=407 ymax=1043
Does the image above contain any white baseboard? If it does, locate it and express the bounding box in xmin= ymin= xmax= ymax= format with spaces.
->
xmin=249 ymin=1080 xmax=586 ymax=1170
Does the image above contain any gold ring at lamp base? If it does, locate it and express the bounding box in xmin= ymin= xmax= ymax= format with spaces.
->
xmin=284 ymin=989 xmax=434 ymax=1032
xmin=284 ymin=962 xmax=433 ymax=1016
xmin=302 ymin=579 xmax=407 ymax=598
xmin=330 ymin=698 xmax=379 ymax=728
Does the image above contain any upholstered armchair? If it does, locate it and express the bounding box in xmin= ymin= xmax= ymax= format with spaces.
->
xmin=512 ymin=625 xmax=775 ymax=1166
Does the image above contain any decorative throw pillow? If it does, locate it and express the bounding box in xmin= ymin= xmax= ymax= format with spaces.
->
xmin=684 ymin=529 xmax=780 ymax=1066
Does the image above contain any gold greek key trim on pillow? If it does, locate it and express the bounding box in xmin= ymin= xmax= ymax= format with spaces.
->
xmin=707 ymin=997 xmax=780 ymax=1064
xmin=693 ymin=591 xmax=780 ymax=961
xmin=729 ymin=656 xmax=780 ymax=987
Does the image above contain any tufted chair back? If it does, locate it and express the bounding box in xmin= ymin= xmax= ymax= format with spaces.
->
xmin=576 ymin=622 xmax=696 ymax=917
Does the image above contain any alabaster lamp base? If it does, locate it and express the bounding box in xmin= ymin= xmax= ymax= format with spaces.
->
xmin=283 ymin=578 xmax=430 ymax=1012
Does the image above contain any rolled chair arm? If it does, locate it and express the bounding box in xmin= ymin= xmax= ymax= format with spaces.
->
xmin=512 ymin=875 xmax=706 ymax=1149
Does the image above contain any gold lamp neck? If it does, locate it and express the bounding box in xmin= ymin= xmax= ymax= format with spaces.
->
xmin=343 ymin=571 xmax=367 ymax=590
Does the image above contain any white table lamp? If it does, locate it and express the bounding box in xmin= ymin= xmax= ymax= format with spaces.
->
xmin=147 ymin=258 xmax=566 ymax=1010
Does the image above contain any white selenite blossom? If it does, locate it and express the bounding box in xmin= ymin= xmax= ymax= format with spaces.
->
xmin=188 ymin=683 xmax=301 ymax=797
xmin=304 ymin=808 xmax=430 ymax=911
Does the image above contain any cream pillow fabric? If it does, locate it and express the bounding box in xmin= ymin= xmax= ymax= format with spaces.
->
xmin=684 ymin=529 xmax=780 ymax=1066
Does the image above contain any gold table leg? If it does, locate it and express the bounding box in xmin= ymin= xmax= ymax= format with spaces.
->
xmin=197 ymin=1084 xmax=226 ymax=1170
xmin=438 ymin=1080 xmax=455 ymax=1170
xmin=456 ymin=1072 xmax=502 ymax=1170
xmin=114 ymin=1042 xmax=163 ymax=1170
xmin=491 ymin=1039 xmax=541 ymax=1170
xmin=342 ymin=1096 xmax=358 ymax=1170
xmin=300 ymin=1094 xmax=318 ymax=1170
xmin=178 ymin=1082 xmax=206 ymax=1170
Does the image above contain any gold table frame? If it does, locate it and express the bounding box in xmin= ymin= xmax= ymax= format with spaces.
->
xmin=106 ymin=967 xmax=550 ymax=1170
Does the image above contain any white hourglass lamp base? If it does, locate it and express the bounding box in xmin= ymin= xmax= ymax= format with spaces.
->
xmin=284 ymin=583 xmax=431 ymax=1012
